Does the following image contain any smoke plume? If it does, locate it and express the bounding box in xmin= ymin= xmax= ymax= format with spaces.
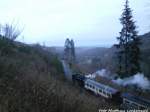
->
xmin=86 ymin=69 xmax=115 ymax=79
xmin=113 ymin=73 xmax=150 ymax=90
xmin=86 ymin=69 xmax=150 ymax=90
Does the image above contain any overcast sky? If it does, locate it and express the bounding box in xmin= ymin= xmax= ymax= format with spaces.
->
xmin=0 ymin=0 xmax=149 ymax=47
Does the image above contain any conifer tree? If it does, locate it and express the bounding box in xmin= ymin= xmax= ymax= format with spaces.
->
xmin=116 ymin=0 xmax=141 ymax=77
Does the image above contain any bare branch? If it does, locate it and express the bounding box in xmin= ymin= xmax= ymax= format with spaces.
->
xmin=1 ymin=23 xmax=23 ymax=41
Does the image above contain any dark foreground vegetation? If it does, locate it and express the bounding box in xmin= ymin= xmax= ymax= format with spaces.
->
xmin=0 ymin=37 xmax=118 ymax=112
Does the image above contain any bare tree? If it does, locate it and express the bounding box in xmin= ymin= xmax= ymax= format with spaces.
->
xmin=0 ymin=23 xmax=23 ymax=56
xmin=1 ymin=23 xmax=22 ymax=40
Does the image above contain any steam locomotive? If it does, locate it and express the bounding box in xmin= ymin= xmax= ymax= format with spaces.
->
xmin=72 ymin=74 xmax=150 ymax=110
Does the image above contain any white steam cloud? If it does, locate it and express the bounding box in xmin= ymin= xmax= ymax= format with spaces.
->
xmin=113 ymin=73 xmax=150 ymax=90
xmin=86 ymin=69 xmax=150 ymax=90
xmin=86 ymin=69 xmax=116 ymax=79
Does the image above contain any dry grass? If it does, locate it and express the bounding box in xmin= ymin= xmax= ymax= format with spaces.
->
xmin=0 ymin=39 xmax=119 ymax=112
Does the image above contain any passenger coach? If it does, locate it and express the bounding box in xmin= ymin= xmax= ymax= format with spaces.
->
xmin=121 ymin=93 xmax=150 ymax=109
xmin=84 ymin=79 xmax=121 ymax=99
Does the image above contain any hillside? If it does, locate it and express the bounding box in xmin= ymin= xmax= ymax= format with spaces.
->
xmin=75 ymin=32 xmax=150 ymax=78
xmin=139 ymin=32 xmax=150 ymax=79
xmin=140 ymin=32 xmax=150 ymax=50
xmin=50 ymin=46 xmax=110 ymax=73
xmin=50 ymin=47 xmax=108 ymax=58
xmin=0 ymin=37 xmax=117 ymax=112
xmin=51 ymin=32 xmax=150 ymax=78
